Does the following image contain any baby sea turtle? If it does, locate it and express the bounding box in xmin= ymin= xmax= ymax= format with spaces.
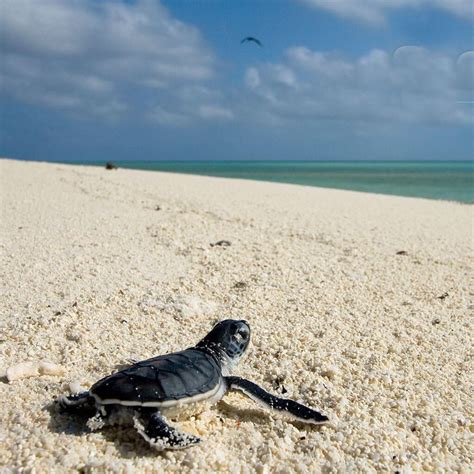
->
xmin=58 ymin=319 xmax=328 ymax=450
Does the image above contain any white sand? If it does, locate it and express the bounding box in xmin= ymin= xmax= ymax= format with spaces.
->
xmin=0 ymin=158 xmax=472 ymax=472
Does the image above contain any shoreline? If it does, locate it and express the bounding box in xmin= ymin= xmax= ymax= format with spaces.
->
xmin=3 ymin=157 xmax=472 ymax=204
xmin=1 ymin=158 xmax=472 ymax=472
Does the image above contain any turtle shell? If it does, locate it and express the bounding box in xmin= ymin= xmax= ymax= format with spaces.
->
xmin=90 ymin=348 xmax=222 ymax=406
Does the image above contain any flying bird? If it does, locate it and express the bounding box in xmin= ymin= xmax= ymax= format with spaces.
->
xmin=241 ymin=36 xmax=263 ymax=47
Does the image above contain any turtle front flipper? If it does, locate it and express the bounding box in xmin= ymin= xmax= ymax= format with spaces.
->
xmin=58 ymin=391 xmax=96 ymax=416
xmin=225 ymin=376 xmax=329 ymax=425
xmin=134 ymin=411 xmax=201 ymax=450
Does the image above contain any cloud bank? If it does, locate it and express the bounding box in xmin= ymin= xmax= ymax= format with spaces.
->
xmin=1 ymin=0 xmax=472 ymax=131
xmin=0 ymin=0 xmax=231 ymax=121
xmin=300 ymin=0 xmax=474 ymax=26
xmin=243 ymin=46 xmax=474 ymax=126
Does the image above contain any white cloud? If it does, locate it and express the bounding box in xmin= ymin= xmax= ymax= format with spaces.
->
xmin=150 ymin=102 xmax=234 ymax=126
xmin=288 ymin=47 xmax=354 ymax=79
xmin=0 ymin=0 xmax=221 ymax=119
xmin=268 ymin=65 xmax=298 ymax=87
xmin=147 ymin=86 xmax=234 ymax=126
xmin=149 ymin=106 xmax=189 ymax=126
xmin=456 ymin=51 xmax=474 ymax=92
xmin=300 ymin=0 xmax=474 ymax=26
xmin=245 ymin=68 xmax=261 ymax=89
xmin=198 ymin=105 xmax=234 ymax=120
xmin=432 ymin=0 xmax=473 ymax=18
xmin=243 ymin=46 xmax=474 ymax=126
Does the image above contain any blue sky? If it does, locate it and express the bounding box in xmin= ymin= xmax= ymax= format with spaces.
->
xmin=1 ymin=0 xmax=473 ymax=161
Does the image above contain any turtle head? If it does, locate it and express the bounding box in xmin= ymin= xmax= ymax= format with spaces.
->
xmin=196 ymin=319 xmax=251 ymax=373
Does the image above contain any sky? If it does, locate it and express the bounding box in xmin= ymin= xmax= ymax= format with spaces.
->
xmin=0 ymin=0 xmax=473 ymax=162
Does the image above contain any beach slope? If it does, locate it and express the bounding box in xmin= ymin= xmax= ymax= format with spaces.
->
xmin=0 ymin=159 xmax=472 ymax=472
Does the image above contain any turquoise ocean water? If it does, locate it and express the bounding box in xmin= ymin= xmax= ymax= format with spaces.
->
xmin=87 ymin=161 xmax=473 ymax=203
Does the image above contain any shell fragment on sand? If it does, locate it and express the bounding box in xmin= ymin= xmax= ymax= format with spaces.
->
xmin=69 ymin=380 xmax=88 ymax=394
xmin=6 ymin=361 xmax=66 ymax=382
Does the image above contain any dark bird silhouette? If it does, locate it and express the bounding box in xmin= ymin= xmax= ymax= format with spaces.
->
xmin=241 ymin=37 xmax=262 ymax=47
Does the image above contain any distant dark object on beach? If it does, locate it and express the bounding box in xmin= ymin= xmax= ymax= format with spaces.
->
xmin=105 ymin=161 xmax=118 ymax=170
xmin=396 ymin=250 xmax=408 ymax=255
xmin=233 ymin=281 xmax=247 ymax=289
xmin=437 ymin=292 xmax=449 ymax=300
xmin=241 ymin=36 xmax=262 ymax=47
xmin=155 ymin=205 xmax=161 ymax=211
xmin=211 ymin=240 xmax=231 ymax=247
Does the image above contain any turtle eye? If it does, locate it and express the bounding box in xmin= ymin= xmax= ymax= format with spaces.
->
xmin=234 ymin=328 xmax=248 ymax=343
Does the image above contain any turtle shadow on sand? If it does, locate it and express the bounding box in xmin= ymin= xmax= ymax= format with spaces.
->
xmin=45 ymin=399 xmax=91 ymax=437
xmin=44 ymin=397 xmax=263 ymax=458
xmin=46 ymin=398 xmax=323 ymax=459
xmin=217 ymin=400 xmax=272 ymax=425
xmin=45 ymin=400 xmax=165 ymax=458
xmin=218 ymin=400 xmax=327 ymax=432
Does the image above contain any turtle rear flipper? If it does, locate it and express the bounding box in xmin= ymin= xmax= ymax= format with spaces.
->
xmin=58 ymin=392 xmax=96 ymax=416
xmin=134 ymin=412 xmax=201 ymax=450
xmin=226 ymin=376 xmax=329 ymax=424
